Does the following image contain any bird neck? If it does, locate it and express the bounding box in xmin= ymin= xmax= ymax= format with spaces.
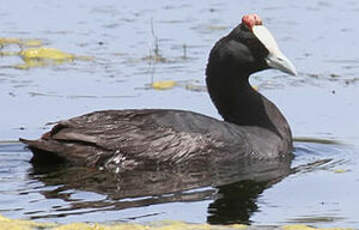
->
xmin=206 ymin=72 xmax=292 ymax=143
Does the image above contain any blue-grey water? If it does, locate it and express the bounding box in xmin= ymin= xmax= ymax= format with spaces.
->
xmin=0 ymin=0 xmax=358 ymax=228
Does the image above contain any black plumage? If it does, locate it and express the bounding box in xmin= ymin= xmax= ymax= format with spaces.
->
xmin=20 ymin=14 xmax=296 ymax=172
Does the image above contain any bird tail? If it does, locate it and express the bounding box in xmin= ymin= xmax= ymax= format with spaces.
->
xmin=19 ymin=138 xmax=67 ymax=164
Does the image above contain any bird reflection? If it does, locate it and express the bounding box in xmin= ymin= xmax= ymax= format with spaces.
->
xmin=208 ymin=180 xmax=268 ymax=225
xmin=29 ymin=155 xmax=291 ymax=223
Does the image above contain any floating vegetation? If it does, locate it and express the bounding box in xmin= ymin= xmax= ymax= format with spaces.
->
xmin=144 ymin=79 xmax=207 ymax=92
xmin=141 ymin=18 xmax=169 ymax=64
xmin=151 ymin=80 xmax=177 ymax=90
xmin=142 ymin=53 xmax=168 ymax=63
xmin=20 ymin=47 xmax=74 ymax=61
xmin=0 ymin=37 xmax=92 ymax=69
xmin=0 ymin=214 xmax=55 ymax=230
xmin=0 ymin=215 xmax=352 ymax=230
xmin=184 ymin=81 xmax=207 ymax=92
xmin=0 ymin=215 xmax=248 ymax=230
xmin=333 ymin=169 xmax=349 ymax=174
xmin=282 ymin=224 xmax=351 ymax=230
xmin=0 ymin=37 xmax=22 ymax=47
xmin=16 ymin=47 xmax=75 ymax=70
xmin=0 ymin=50 xmax=18 ymax=56
xmin=23 ymin=39 xmax=43 ymax=47
xmin=0 ymin=37 xmax=43 ymax=48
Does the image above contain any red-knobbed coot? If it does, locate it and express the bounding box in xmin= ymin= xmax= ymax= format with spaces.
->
xmin=20 ymin=14 xmax=297 ymax=172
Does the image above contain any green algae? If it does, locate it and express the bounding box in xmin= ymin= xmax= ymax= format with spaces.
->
xmin=282 ymin=224 xmax=352 ymax=230
xmin=0 ymin=214 xmax=56 ymax=230
xmin=0 ymin=215 xmax=353 ymax=230
xmin=0 ymin=37 xmax=43 ymax=48
xmin=15 ymin=47 xmax=75 ymax=69
xmin=0 ymin=37 xmax=92 ymax=69
xmin=151 ymin=80 xmax=177 ymax=90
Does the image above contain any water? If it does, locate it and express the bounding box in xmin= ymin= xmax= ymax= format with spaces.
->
xmin=0 ymin=0 xmax=358 ymax=228
xmin=0 ymin=141 xmax=357 ymax=227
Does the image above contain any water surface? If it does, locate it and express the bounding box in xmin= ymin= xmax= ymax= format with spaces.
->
xmin=0 ymin=0 xmax=358 ymax=228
